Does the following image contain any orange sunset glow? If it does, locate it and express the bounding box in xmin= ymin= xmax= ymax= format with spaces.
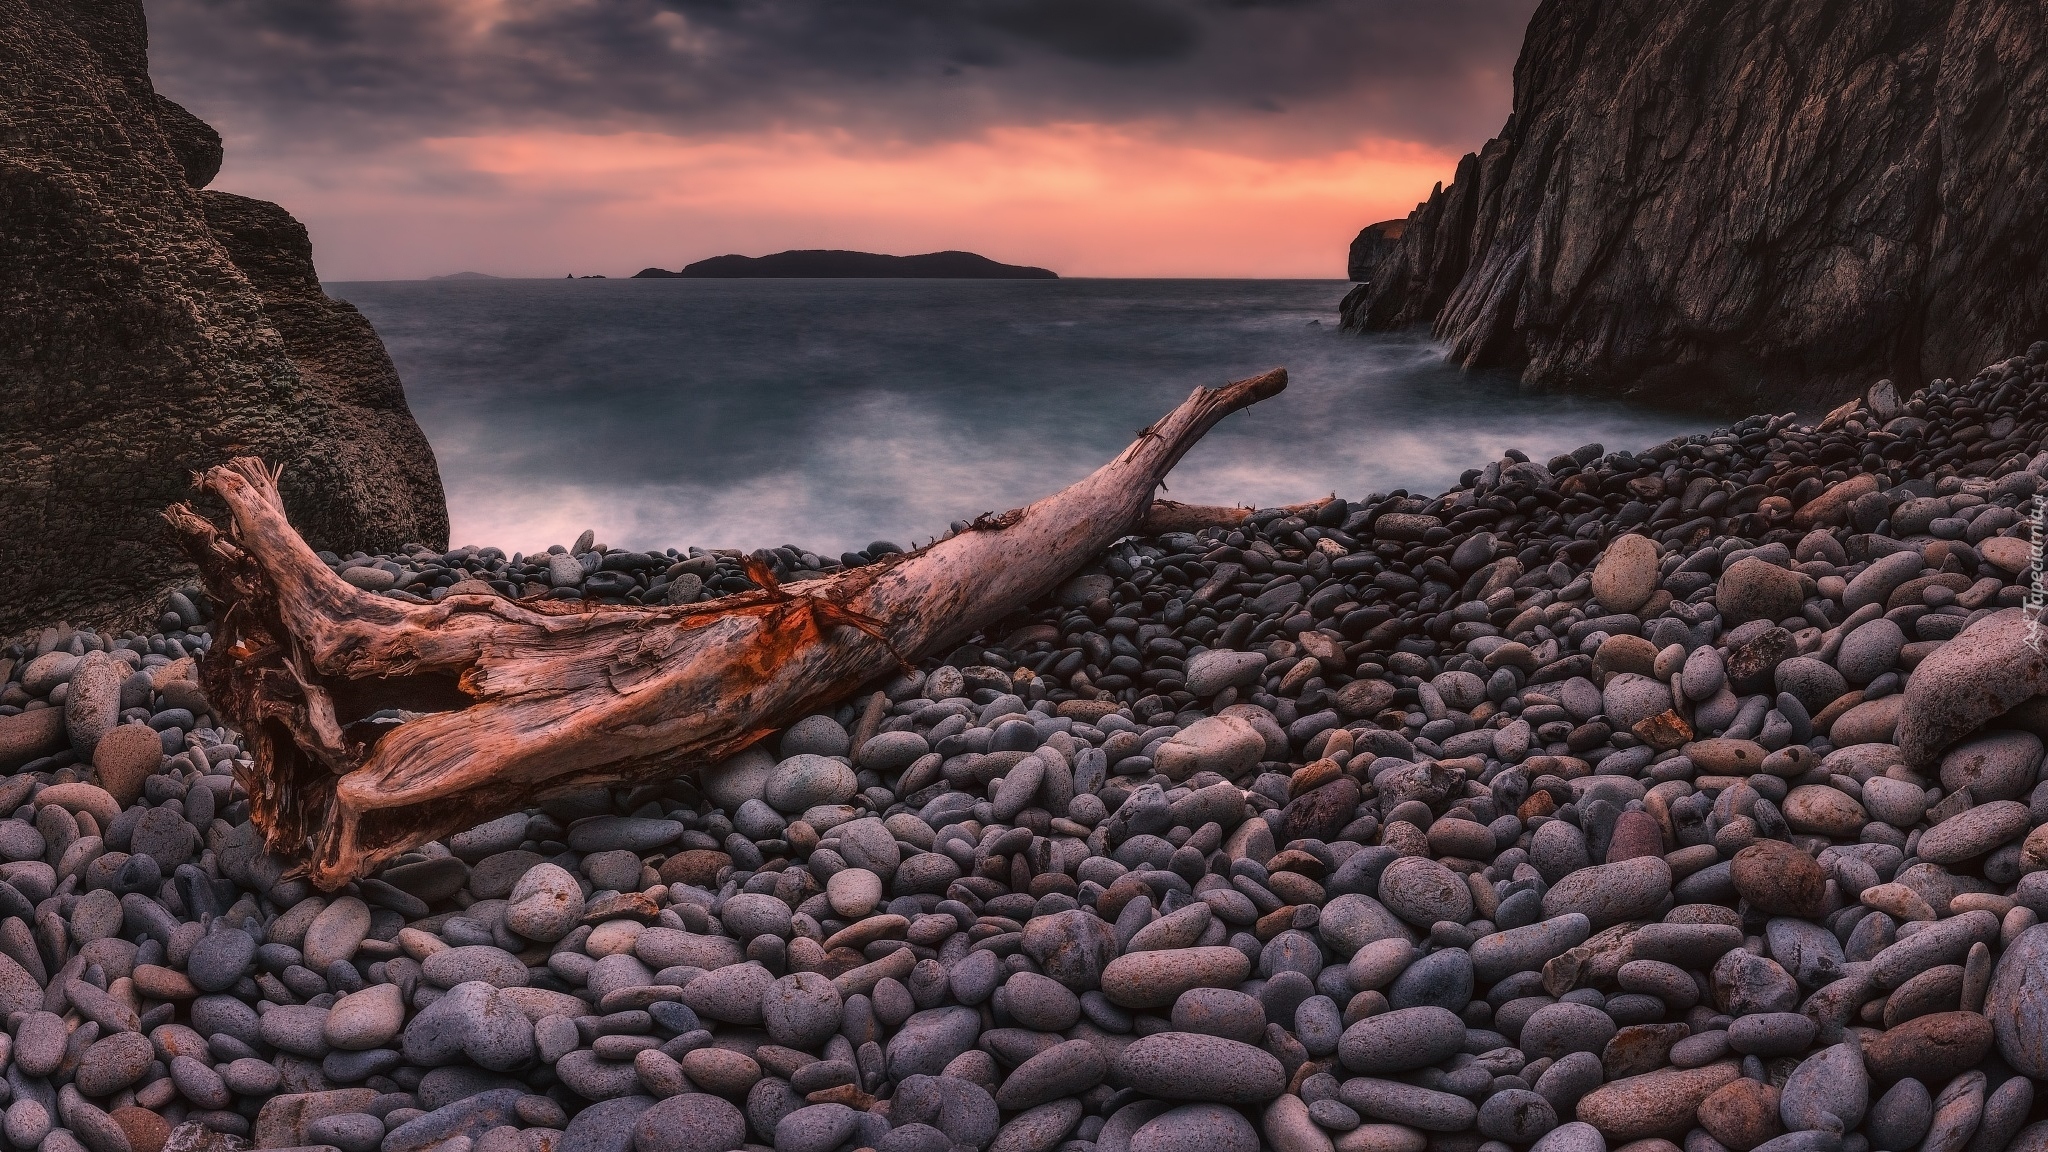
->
xmin=144 ymin=0 xmax=1536 ymax=280
xmin=217 ymin=125 xmax=1463 ymax=280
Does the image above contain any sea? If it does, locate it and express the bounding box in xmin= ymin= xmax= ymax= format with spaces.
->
xmin=326 ymin=278 xmax=1703 ymax=558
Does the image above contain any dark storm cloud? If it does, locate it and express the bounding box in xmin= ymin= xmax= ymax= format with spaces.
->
xmin=144 ymin=0 xmax=1535 ymax=152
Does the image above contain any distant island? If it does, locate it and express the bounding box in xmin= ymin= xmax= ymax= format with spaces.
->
xmin=430 ymin=271 xmax=499 ymax=280
xmin=634 ymin=249 xmax=1057 ymax=279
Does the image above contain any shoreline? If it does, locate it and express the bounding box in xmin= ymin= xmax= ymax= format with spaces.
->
xmin=3 ymin=343 xmax=2048 ymax=1152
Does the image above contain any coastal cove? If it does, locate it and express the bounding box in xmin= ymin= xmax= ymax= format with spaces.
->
xmin=327 ymin=278 xmax=1701 ymax=557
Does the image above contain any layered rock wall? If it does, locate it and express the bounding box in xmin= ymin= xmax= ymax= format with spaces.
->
xmin=0 ymin=0 xmax=447 ymax=636
xmin=1342 ymin=0 xmax=2048 ymax=412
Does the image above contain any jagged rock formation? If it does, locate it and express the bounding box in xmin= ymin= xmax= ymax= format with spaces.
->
xmin=1342 ymin=0 xmax=2048 ymax=412
xmin=0 ymin=0 xmax=447 ymax=637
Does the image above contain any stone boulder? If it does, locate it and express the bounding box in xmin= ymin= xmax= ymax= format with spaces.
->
xmin=0 ymin=0 xmax=447 ymax=634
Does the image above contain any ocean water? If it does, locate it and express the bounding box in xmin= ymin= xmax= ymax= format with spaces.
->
xmin=328 ymin=279 xmax=1703 ymax=557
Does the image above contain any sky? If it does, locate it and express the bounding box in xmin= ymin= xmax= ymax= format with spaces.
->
xmin=144 ymin=0 xmax=1538 ymax=280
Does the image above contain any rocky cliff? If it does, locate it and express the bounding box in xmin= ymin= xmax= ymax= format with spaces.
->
xmin=1342 ymin=0 xmax=2048 ymax=412
xmin=0 ymin=0 xmax=448 ymax=636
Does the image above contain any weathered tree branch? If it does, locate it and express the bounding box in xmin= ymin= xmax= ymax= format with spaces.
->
xmin=165 ymin=369 xmax=1287 ymax=889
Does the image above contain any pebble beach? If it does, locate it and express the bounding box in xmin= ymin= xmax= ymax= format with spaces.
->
xmin=6 ymin=344 xmax=2048 ymax=1152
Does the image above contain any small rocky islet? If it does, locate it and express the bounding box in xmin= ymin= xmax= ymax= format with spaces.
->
xmin=9 ymin=346 xmax=2048 ymax=1152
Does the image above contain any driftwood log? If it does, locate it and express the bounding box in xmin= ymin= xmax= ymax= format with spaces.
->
xmin=166 ymin=369 xmax=1287 ymax=889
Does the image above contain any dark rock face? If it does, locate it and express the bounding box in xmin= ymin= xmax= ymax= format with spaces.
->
xmin=0 ymin=0 xmax=447 ymax=636
xmin=1341 ymin=0 xmax=2048 ymax=412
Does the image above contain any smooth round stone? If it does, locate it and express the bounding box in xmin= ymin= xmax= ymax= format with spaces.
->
xmin=720 ymin=893 xmax=794 ymax=940
xmin=1006 ymin=971 xmax=1082 ymax=1032
xmin=1377 ymin=857 xmax=1474 ymax=928
xmin=506 ymin=863 xmax=585 ymax=943
xmin=129 ymin=806 xmax=194 ymax=865
xmin=584 ymin=849 xmax=646 ymax=893
xmin=1781 ymin=786 xmax=1868 ymax=838
xmin=423 ymin=945 xmax=529 ymax=989
xmin=1988 ymin=924 xmax=2048 ymax=1077
xmin=633 ymin=1093 xmax=747 ymax=1152
xmin=1940 ymin=731 xmax=2044 ymax=802
xmin=13 ymin=1011 xmax=65 ymax=1076
xmin=1154 ymin=715 xmax=1266 ymax=780
xmin=73 ymin=1032 xmax=153 ymax=1096
xmin=563 ymin=1096 xmax=656 ymax=1152
xmin=1725 ymin=1012 xmax=1816 ymax=1057
xmin=1605 ymin=811 xmax=1665 ymax=863
xmin=834 ymin=817 xmax=901 ymax=878
xmin=1100 ymin=946 xmax=1252 ymax=1009
xmin=679 ymin=1048 xmax=761 ymax=1098
xmin=1836 ymin=620 xmax=1906 ymax=685
xmin=1530 ymin=822 xmax=1592 ymax=883
xmin=1385 ymin=948 xmax=1474 ymax=1013
xmin=64 ymin=652 xmax=124 ymax=754
xmin=1478 ymin=1089 xmax=1558 ymax=1143
xmin=1169 ymin=987 xmax=1264 ymax=1045
xmin=1185 ymin=651 xmax=1269 ymax=698
xmin=303 ymin=896 xmax=373 ymax=971
xmin=1774 ymin=657 xmax=1846 ymax=712
xmin=826 ymin=868 xmax=882 ymax=917
xmin=680 ymin=961 xmax=775 ymax=1026
xmin=1719 ymin=558 xmax=1806 ymax=624
xmin=1132 ymin=1104 xmax=1260 ymax=1152
xmin=1696 ymin=1079 xmax=1782 ymax=1152
xmin=1681 ymin=645 xmax=1727 ymax=702
xmin=186 ymin=927 xmax=256 ymax=992
xmin=1861 ymin=1011 xmax=1994 ymax=1083
xmin=1779 ymin=1040 xmax=1868 ymax=1132
xmin=1338 ymin=1005 xmax=1465 ymax=1074
xmin=91 ymin=723 xmax=162 ymax=806
xmin=701 ymin=747 xmax=775 ymax=811
xmin=1519 ymin=1002 xmax=1617 ymax=1060
xmin=568 ymin=816 xmax=683 ymax=853
xmin=1730 ymin=841 xmax=1826 ymax=917
xmin=3 ymin=1100 xmax=51 ymax=1151
xmin=776 ymin=1104 xmax=857 ymax=1152
xmin=1114 ymin=1032 xmax=1286 ymax=1103
xmin=1603 ymin=673 xmax=1675 ymax=731
xmin=765 ymin=755 xmax=858 ymax=813
xmin=950 ymin=948 xmax=1002 ymax=1005
xmin=781 ymin=715 xmax=851 ymax=759
xmin=1867 ymin=1079 xmax=1933 ymax=1152
xmin=1918 ymin=801 xmax=2030 ymax=864
xmin=885 ymin=1007 xmax=985 ymax=1080
xmin=1539 ymin=856 xmax=1671 ymax=928
xmin=1896 ymin=609 xmax=2048 ymax=768
xmin=993 ymin=1039 xmax=1108 ymax=1113
xmin=992 ymin=1100 xmax=1084 ymax=1152
xmin=259 ymin=1003 xmax=332 ymax=1057
xmin=1471 ymin=914 xmax=1591 ymax=982
xmin=325 ymin=982 xmax=406 ymax=1050
xmin=108 ymin=1107 xmax=169 ymax=1152
xmin=1337 ymin=1078 xmax=1478 ymax=1131
xmin=762 ymin=972 xmax=842 ymax=1049
xmin=1860 ymin=777 xmax=1928 ymax=828
xmin=1320 ymin=894 xmax=1416 ymax=956
xmin=221 ymin=1057 xmax=280 ymax=1095
xmin=858 ymin=731 xmax=931 ymax=774
xmin=1591 ymin=535 xmax=1660 ymax=615
xmin=1574 ymin=1064 xmax=1740 ymax=1143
